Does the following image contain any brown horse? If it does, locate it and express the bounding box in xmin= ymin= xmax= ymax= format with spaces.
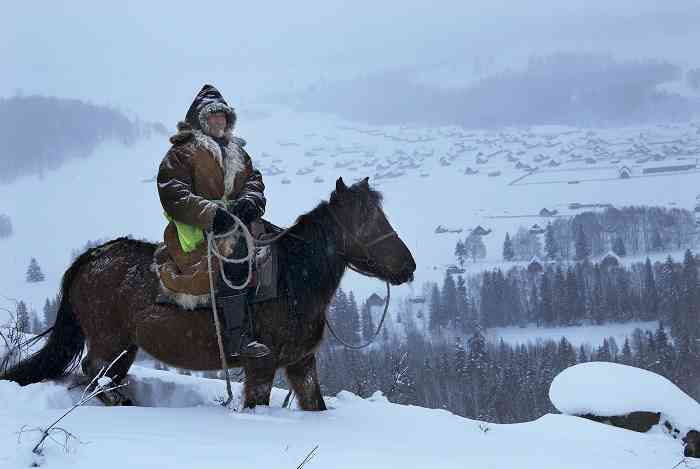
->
xmin=3 ymin=177 xmax=415 ymax=410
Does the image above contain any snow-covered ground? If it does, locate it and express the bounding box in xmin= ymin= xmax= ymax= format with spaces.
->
xmin=486 ymin=321 xmax=658 ymax=347
xmin=0 ymin=365 xmax=692 ymax=469
xmin=2 ymin=108 xmax=700 ymax=340
xmin=551 ymin=362 xmax=700 ymax=437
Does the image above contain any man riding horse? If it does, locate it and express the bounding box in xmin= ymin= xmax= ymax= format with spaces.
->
xmin=156 ymin=84 xmax=270 ymax=359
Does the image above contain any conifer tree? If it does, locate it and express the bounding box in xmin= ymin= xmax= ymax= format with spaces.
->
xmin=540 ymin=272 xmax=554 ymax=325
xmin=577 ymin=344 xmax=588 ymax=363
xmin=544 ymin=223 xmax=559 ymax=260
xmin=453 ymin=338 xmax=466 ymax=376
xmin=347 ymin=292 xmax=362 ymax=344
xmin=329 ymin=288 xmax=349 ymax=341
xmin=680 ymin=250 xmax=700 ymax=346
xmin=574 ymin=225 xmax=590 ymax=261
xmin=653 ymin=322 xmax=674 ymax=377
xmin=620 ymin=338 xmax=633 ymax=364
xmin=455 ymin=240 xmax=466 ymax=267
xmin=441 ymin=274 xmax=458 ymax=329
xmin=26 ymin=257 xmax=45 ymax=283
xmin=595 ymin=339 xmax=612 ymax=361
xmin=428 ymin=283 xmax=442 ymax=332
xmin=556 ymin=337 xmax=577 ymax=370
xmin=16 ymin=300 xmax=30 ymax=332
xmin=360 ymin=300 xmax=376 ymax=342
xmin=650 ymin=229 xmax=663 ymax=251
xmin=552 ymin=266 xmax=566 ymax=325
xmin=591 ymin=264 xmax=605 ymax=324
xmin=612 ymin=236 xmax=626 ymax=257
xmin=658 ymin=256 xmax=682 ymax=338
xmin=564 ymin=268 xmax=581 ymax=325
xmin=466 ymin=328 xmax=489 ymax=418
xmin=502 ymin=232 xmax=515 ymax=261
xmin=31 ymin=308 xmax=44 ymax=333
xmin=455 ymin=276 xmax=470 ymax=332
xmin=641 ymin=258 xmax=659 ymax=321
xmin=464 ymin=233 xmax=487 ymax=262
xmin=43 ymin=296 xmax=59 ymax=327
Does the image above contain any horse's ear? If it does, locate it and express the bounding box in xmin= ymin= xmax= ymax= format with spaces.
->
xmin=360 ymin=177 xmax=370 ymax=189
xmin=336 ymin=177 xmax=348 ymax=194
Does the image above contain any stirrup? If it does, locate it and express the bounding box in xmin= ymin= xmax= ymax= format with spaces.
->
xmin=230 ymin=331 xmax=271 ymax=359
xmin=155 ymin=293 xmax=172 ymax=305
xmin=231 ymin=342 xmax=271 ymax=359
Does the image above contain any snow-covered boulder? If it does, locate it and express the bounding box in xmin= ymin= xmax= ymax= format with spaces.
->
xmin=550 ymin=362 xmax=700 ymax=456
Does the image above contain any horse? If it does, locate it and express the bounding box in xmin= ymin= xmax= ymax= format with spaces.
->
xmin=2 ymin=177 xmax=416 ymax=410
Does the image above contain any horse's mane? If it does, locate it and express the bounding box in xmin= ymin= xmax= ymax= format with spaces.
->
xmin=278 ymin=183 xmax=384 ymax=313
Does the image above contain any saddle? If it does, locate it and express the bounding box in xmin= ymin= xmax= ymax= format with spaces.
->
xmin=153 ymin=219 xmax=280 ymax=309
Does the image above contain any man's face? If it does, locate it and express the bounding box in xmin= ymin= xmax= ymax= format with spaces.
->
xmin=206 ymin=112 xmax=227 ymax=138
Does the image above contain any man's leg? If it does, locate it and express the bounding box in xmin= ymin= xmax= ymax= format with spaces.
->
xmin=217 ymin=237 xmax=270 ymax=359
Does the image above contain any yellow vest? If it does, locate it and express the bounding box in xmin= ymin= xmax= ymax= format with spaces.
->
xmin=164 ymin=198 xmax=232 ymax=253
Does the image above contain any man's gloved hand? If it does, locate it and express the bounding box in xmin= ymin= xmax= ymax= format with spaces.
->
xmin=212 ymin=208 xmax=237 ymax=235
xmin=231 ymin=198 xmax=260 ymax=225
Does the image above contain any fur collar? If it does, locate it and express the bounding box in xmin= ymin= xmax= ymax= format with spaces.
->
xmin=192 ymin=130 xmax=246 ymax=197
xmin=169 ymin=122 xmax=248 ymax=197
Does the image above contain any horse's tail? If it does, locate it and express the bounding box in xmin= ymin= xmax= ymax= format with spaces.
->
xmin=2 ymin=249 xmax=90 ymax=386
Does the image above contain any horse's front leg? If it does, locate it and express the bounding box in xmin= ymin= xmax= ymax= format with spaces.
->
xmin=242 ymin=361 xmax=276 ymax=409
xmin=285 ymin=354 xmax=326 ymax=411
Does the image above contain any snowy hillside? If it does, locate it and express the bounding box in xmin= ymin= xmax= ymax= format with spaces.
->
xmin=2 ymin=108 xmax=700 ymax=327
xmin=0 ymin=365 xmax=692 ymax=469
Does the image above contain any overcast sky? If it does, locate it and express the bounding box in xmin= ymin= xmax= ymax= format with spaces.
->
xmin=2 ymin=1 xmax=698 ymax=124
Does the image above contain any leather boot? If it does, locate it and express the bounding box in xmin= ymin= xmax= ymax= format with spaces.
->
xmin=217 ymin=292 xmax=270 ymax=359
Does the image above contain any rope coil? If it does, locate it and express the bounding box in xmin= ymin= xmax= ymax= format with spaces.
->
xmin=206 ymin=213 xmax=253 ymax=408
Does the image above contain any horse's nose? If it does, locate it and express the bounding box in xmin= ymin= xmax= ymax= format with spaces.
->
xmin=399 ymin=260 xmax=415 ymax=283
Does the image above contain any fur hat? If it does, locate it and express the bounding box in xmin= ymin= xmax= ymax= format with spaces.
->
xmin=184 ymin=84 xmax=237 ymax=134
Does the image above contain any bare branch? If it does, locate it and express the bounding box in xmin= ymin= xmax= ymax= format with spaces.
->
xmin=295 ymin=445 xmax=319 ymax=469
xmin=18 ymin=348 xmax=131 ymax=457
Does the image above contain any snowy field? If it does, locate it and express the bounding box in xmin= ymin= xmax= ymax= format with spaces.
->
xmin=2 ymin=109 xmax=699 ymax=339
xmin=0 ymin=364 xmax=693 ymax=469
xmin=485 ymin=321 xmax=658 ymax=347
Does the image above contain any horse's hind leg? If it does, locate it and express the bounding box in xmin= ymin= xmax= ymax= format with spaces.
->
xmin=81 ymin=344 xmax=138 ymax=406
xmin=285 ymin=354 xmax=326 ymax=411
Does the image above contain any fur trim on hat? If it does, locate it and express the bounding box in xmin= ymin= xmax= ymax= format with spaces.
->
xmin=198 ymin=102 xmax=237 ymax=136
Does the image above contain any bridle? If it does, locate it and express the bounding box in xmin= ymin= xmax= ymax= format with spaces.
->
xmin=253 ymin=198 xmax=401 ymax=351
xmin=324 ymin=203 xmax=398 ymax=350
xmin=326 ymin=204 xmax=398 ymax=278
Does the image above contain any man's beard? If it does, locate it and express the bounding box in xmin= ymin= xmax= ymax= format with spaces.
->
xmin=207 ymin=125 xmax=226 ymax=138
